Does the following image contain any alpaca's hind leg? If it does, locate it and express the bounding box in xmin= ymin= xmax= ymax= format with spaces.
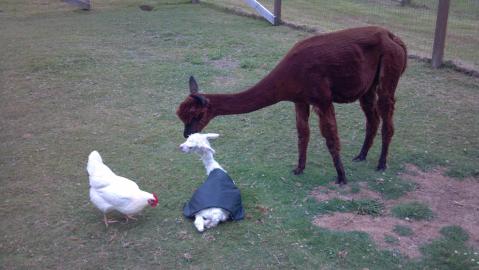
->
xmin=293 ymin=102 xmax=311 ymax=175
xmin=315 ymin=104 xmax=347 ymax=185
xmin=353 ymin=90 xmax=380 ymax=161
xmin=376 ymin=62 xmax=400 ymax=171
xmin=377 ymin=94 xmax=395 ymax=171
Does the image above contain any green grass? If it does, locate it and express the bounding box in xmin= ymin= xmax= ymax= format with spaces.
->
xmin=203 ymin=0 xmax=479 ymax=69
xmin=391 ymin=202 xmax=435 ymax=221
xmin=317 ymin=199 xmax=385 ymax=217
xmin=393 ymin=225 xmax=414 ymax=237
xmin=440 ymin=226 xmax=470 ymax=242
xmin=411 ymin=226 xmax=478 ymax=270
xmin=1 ymin=1 xmax=478 ymax=269
xmin=384 ymin=235 xmax=400 ymax=245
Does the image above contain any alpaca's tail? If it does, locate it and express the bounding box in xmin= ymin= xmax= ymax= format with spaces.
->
xmin=388 ymin=31 xmax=408 ymax=75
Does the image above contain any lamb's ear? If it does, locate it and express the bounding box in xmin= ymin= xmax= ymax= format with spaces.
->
xmin=189 ymin=76 xmax=199 ymax=94
xmin=205 ymin=133 xmax=219 ymax=140
xmin=200 ymin=143 xmax=215 ymax=154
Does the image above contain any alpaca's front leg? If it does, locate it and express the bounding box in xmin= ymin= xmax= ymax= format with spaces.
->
xmin=293 ymin=102 xmax=311 ymax=175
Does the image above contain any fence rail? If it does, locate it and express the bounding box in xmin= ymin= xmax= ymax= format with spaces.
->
xmin=64 ymin=0 xmax=91 ymax=10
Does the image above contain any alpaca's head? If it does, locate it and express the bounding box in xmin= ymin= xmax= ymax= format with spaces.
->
xmin=179 ymin=133 xmax=219 ymax=155
xmin=176 ymin=76 xmax=214 ymax=138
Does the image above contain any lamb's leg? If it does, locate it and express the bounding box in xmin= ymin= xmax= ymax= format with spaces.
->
xmin=315 ymin=103 xmax=347 ymax=185
xmin=353 ymin=89 xmax=380 ymax=161
xmin=293 ymin=102 xmax=311 ymax=175
xmin=205 ymin=219 xmax=220 ymax=229
xmin=194 ymin=215 xmax=205 ymax=232
xmin=205 ymin=210 xmax=227 ymax=229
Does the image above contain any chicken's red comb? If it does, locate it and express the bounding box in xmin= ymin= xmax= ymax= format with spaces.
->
xmin=153 ymin=192 xmax=158 ymax=203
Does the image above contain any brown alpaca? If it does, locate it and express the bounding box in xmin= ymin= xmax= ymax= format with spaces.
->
xmin=176 ymin=26 xmax=407 ymax=185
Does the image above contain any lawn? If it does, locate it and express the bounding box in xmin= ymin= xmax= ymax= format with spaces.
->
xmin=1 ymin=1 xmax=479 ymax=269
xmin=203 ymin=0 xmax=479 ymax=69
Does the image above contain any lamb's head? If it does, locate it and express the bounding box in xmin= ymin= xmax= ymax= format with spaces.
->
xmin=179 ymin=133 xmax=219 ymax=155
xmin=176 ymin=76 xmax=214 ymax=138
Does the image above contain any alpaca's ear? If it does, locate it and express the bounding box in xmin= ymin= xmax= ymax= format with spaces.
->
xmin=189 ymin=76 xmax=199 ymax=94
xmin=205 ymin=133 xmax=219 ymax=140
xmin=191 ymin=94 xmax=208 ymax=106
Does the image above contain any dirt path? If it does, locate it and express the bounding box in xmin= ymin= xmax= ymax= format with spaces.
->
xmin=312 ymin=164 xmax=479 ymax=258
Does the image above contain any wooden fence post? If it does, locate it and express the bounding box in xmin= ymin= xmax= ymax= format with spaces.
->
xmin=273 ymin=0 xmax=282 ymax=26
xmin=432 ymin=0 xmax=450 ymax=68
xmin=64 ymin=0 xmax=91 ymax=10
xmin=399 ymin=0 xmax=411 ymax=7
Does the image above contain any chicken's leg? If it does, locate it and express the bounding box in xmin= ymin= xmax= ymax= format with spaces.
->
xmin=103 ymin=214 xmax=119 ymax=228
xmin=124 ymin=215 xmax=138 ymax=223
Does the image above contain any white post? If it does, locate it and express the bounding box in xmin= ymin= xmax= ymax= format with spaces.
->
xmin=244 ymin=0 xmax=275 ymax=25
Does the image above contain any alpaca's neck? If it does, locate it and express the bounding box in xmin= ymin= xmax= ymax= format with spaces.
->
xmin=206 ymin=76 xmax=282 ymax=116
xmin=200 ymin=151 xmax=224 ymax=175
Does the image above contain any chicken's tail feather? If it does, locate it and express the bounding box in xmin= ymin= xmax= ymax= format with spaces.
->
xmin=89 ymin=150 xmax=102 ymax=163
xmin=87 ymin=150 xmax=104 ymax=176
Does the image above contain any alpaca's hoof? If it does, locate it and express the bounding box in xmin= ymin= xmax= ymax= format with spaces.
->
xmin=139 ymin=4 xmax=154 ymax=11
xmin=376 ymin=164 xmax=387 ymax=171
xmin=335 ymin=176 xmax=347 ymax=186
xmin=352 ymin=155 xmax=366 ymax=162
xmin=292 ymin=167 xmax=304 ymax=175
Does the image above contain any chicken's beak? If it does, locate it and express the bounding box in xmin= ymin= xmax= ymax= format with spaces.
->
xmin=151 ymin=193 xmax=158 ymax=207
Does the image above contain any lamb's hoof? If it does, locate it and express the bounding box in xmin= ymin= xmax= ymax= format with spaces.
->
xmin=292 ymin=167 xmax=304 ymax=175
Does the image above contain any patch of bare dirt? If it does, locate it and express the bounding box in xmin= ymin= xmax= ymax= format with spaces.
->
xmin=312 ymin=164 xmax=479 ymax=258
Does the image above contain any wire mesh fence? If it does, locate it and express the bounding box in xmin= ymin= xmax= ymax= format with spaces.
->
xmin=202 ymin=0 xmax=479 ymax=70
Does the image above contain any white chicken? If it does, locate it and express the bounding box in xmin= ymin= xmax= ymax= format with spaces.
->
xmin=87 ymin=151 xmax=158 ymax=227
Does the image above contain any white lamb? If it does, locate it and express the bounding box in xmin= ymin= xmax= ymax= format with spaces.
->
xmin=180 ymin=133 xmax=244 ymax=232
